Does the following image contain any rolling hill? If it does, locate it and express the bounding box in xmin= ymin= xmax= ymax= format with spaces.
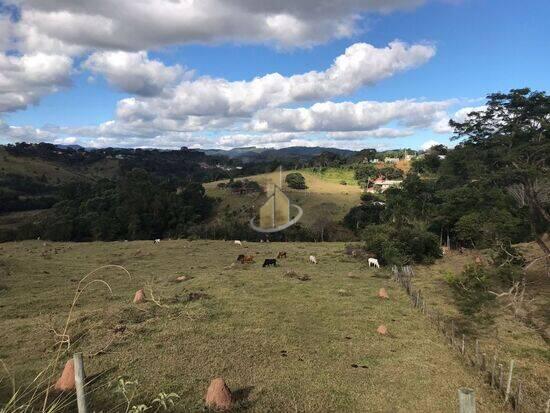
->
xmin=204 ymin=169 xmax=362 ymax=229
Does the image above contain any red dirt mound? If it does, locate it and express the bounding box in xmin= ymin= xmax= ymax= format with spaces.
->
xmin=54 ymin=359 xmax=75 ymax=391
xmin=205 ymin=377 xmax=233 ymax=411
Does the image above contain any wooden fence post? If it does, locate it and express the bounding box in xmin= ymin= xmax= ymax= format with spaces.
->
xmin=461 ymin=334 xmax=465 ymax=355
xmin=73 ymin=353 xmax=88 ymax=413
xmin=490 ymin=354 xmax=497 ymax=387
xmin=451 ymin=320 xmax=455 ymax=346
xmin=497 ymin=364 xmax=503 ymax=390
xmin=515 ymin=382 xmax=522 ymax=412
xmin=458 ymin=388 xmax=476 ymax=413
xmin=474 ymin=339 xmax=479 ymax=366
xmin=505 ymin=360 xmax=514 ymax=403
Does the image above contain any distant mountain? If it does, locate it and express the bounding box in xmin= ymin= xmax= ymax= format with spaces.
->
xmin=202 ymin=146 xmax=356 ymax=162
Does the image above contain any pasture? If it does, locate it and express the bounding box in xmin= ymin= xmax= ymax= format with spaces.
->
xmin=204 ymin=170 xmax=362 ymax=227
xmin=0 ymin=240 xmax=505 ymax=412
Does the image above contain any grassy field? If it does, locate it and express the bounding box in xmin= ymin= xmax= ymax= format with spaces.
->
xmin=0 ymin=240 xmax=506 ymax=412
xmin=302 ymin=167 xmax=358 ymax=186
xmin=205 ymin=170 xmax=362 ymax=227
xmin=412 ymin=245 xmax=549 ymax=411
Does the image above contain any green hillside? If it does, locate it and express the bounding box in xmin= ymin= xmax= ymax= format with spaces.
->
xmin=205 ymin=169 xmax=362 ymax=228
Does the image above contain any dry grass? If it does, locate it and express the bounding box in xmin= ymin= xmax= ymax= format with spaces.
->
xmin=411 ymin=246 xmax=549 ymax=411
xmin=0 ymin=240 xmax=508 ymax=412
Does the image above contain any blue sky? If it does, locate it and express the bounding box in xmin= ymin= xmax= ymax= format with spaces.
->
xmin=1 ymin=0 xmax=549 ymax=150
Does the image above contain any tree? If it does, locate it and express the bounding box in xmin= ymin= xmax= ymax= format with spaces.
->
xmin=450 ymin=88 xmax=550 ymax=255
xmin=285 ymin=172 xmax=307 ymax=189
xmin=354 ymin=164 xmax=377 ymax=188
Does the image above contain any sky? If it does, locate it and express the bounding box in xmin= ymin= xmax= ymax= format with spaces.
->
xmin=0 ymin=0 xmax=549 ymax=151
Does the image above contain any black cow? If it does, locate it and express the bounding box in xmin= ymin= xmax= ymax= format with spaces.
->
xmin=262 ymin=258 xmax=277 ymax=267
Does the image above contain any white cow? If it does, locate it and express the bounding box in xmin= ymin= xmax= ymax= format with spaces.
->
xmin=234 ymin=240 xmax=242 ymax=246
xmin=154 ymin=238 xmax=161 ymax=244
xmin=368 ymin=258 xmax=380 ymax=268
xmin=309 ymin=255 xmax=317 ymax=264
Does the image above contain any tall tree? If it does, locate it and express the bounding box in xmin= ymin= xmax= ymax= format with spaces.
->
xmin=450 ymin=88 xmax=550 ymax=254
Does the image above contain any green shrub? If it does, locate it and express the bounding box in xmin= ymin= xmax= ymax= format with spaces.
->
xmin=285 ymin=172 xmax=307 ymax=189
xmin=360 ymin=224 xmax=440 ymax=266
xmin=446 ymin=264 xmax=495 ymax=315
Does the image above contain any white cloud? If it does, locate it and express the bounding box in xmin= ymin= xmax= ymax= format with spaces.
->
xmin=0 ymin=119 xmax=57 ymax=142
xmin=83 ymin=51 xmax=189 ymax=96
xmin=250 ymin=99 xmax=452 ymax=132
xmin=113 ymin=41 xmax=435 ymax=123
xmin=0 ymin=15 xmax=14 ymax=52
xmin=9 ymin=0 xmax=426 ymax=51
xmin=432 ymin=105 xmax=487 ymax=134
xmin=421 ymin=139 xmax=441 ymax=151
xmin=327 ymin=128 xmax=415 ymax=139
xmin=0 ymin=52 xmax=73 ymax=112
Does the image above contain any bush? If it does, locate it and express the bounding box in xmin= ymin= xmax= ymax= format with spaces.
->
xmin=446 ymin=264 xmax=495 ymax=315
xmin=285 ymin=172 xmax=307 ymax=189
xmin=360 ymin=224 xmax=441 ymax=266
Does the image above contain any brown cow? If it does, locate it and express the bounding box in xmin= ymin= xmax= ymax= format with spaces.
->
xmin=243 ymin=255 xmax=255 ymax=263
xmin=277 ymin=251 xmax=287 ymax=259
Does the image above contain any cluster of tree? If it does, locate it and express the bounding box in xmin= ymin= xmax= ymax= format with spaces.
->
xmin=21 ymin=169 xmax=215 ymax=241
xmin=285 ymin=172 xmax=307 ymax=189
xmin=217 ymin=178 xmax=263 ymax=193
xmin=353 ymin=163 xmax=403 ymax=188
xmin=346 ymin=88 xmax=549 ymax=265
xmin=0 ymin=174 xmax=59 ymax=213
xmin=410 ymin=144 xmax=447 ymax=175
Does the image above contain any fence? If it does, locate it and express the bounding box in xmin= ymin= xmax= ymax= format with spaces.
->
xmin=391 ymin=266 xmax=548 ymax=413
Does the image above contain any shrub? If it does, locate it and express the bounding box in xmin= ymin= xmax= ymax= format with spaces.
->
xmin=285 ymin=172 xmax=307 ymax=189
xmin=360 ymin=224 xmax=439 ymax=266
xmin=446 ymin=264 xmax=495 ymax=315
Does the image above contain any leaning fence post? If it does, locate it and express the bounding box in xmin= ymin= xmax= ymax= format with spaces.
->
xmin=505 ymin=360 xmax=514 ymax=403
xmin=461 ymin=334 xmax=465 ymax=355
xmin=497 ymin=363 xmax=503 ymax=390
xmin=474 ymin=339 xmax=479 ymax=365
xmin=73 ymin=353 xmax=88 ymax=413
xmin=458 ymin=388 xmax=476 ymax=413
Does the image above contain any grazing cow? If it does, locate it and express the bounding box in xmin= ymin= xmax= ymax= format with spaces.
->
xmin=236 ymin=254 xmax=245 ymax=263
xmin=234 ymin=240 xmax=242 ymax=246
xmin=153 ymin=238 xmax=161 ymax=244
xmin=309 ymin=255 xmax=317 ymax=264
xmin=243 ymin=255 xmax=255 ymax=263
xmin=277 ymin=251 xmax=287 ymax=259
xmin=263 ymin=258 xmax=277 ymax=267
xmin=368 ymin=258 xmax=380 ymax=268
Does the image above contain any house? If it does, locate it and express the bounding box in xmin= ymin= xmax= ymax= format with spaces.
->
xmin=384 ymin=157 xmax=400 ymax=164
xmin=367 ymin=178 xmax=402 ymax=193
